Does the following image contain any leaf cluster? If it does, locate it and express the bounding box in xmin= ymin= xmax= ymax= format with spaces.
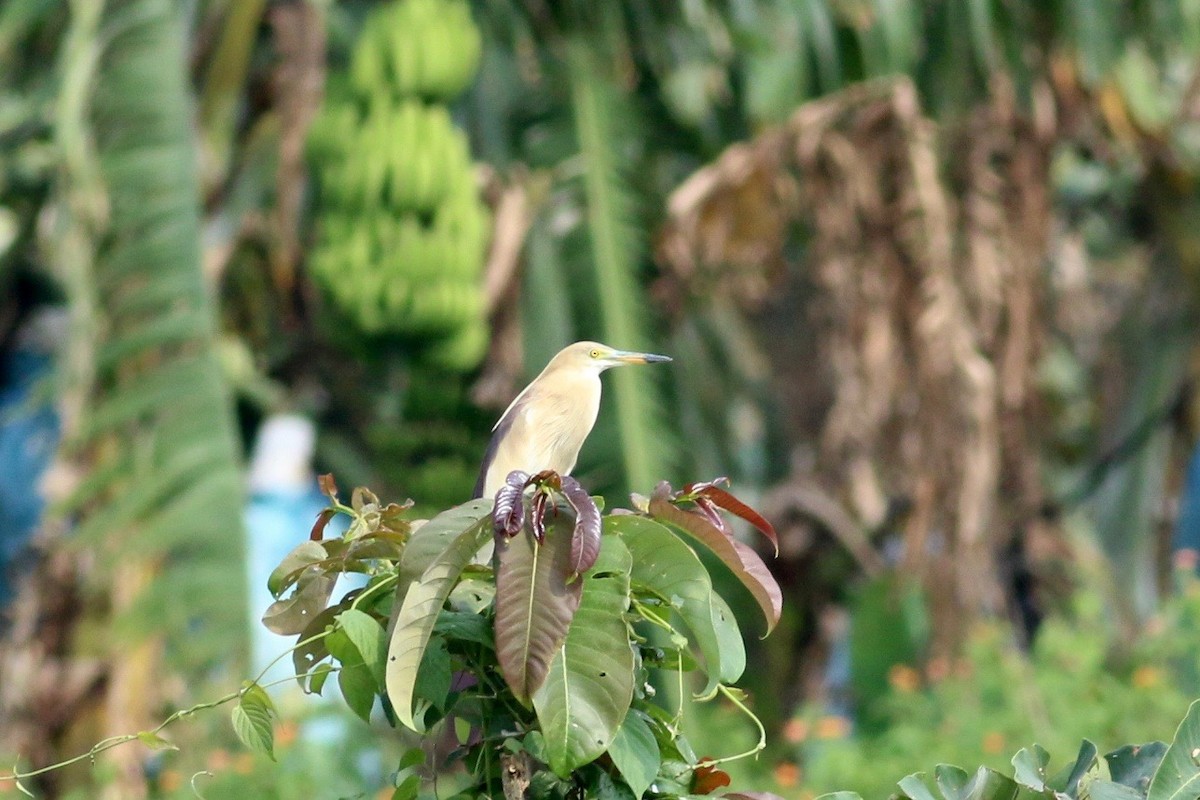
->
xmin=249 ymin=472 xmax=783 ymax=799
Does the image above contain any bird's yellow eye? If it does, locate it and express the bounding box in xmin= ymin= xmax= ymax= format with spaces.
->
xmin=590 ymin=349 xmax=600 ymax=358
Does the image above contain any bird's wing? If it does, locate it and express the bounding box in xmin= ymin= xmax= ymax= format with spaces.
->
xmin=472 ymin=390 xmax=531 ymax=499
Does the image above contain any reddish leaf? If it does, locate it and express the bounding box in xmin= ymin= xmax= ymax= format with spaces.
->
xmin=493 ymin=471 xmax=529 ymax=538
xmin=694 ymin=484 xmax=778 ymax=555
xmin=318 ymin=473 xmax=338 ymax=500
xmin=494 ymin=515 xmax=583 ymax=703
xmin=648 ymin=491 xmax=782 ymax=635
xmin=693 ymin=761 xmax=732 ymax=794
xmin=723 ymin=793 xmax=788 ymax=800
xmin=531 ymin=491 xmax=549 ymax=543
xmin=561 ymin=476 xmax=601 ymax=577
xmin=694 ymin=496 xmax=728 ymax=533
xmin=310 ymin=508 xmax=336 ymax=542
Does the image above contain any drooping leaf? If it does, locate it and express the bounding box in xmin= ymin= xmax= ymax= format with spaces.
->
xmin=339 ymin=660 xmax=377 ymax=722
xmin=386 ymin=513 xmax=493 ymax=730
xmin=608 ymin=709 xmax=660 ymax=800
xmin=613 ymin=514 xmax=743 ymax=696
xmin=562 ymin=476 xmax=602 ymax=577
xmin=336 ymin=608 xmax=387 ymax=688
xmin=533 ymin=535 xmax=634 ymax=777
xmin=268 ymin=541 xmax=328 ymax=597
xmin=310 ymin=508 xmax=337 ymax=541
xmin=496 ymin=515 xmax=583 ymax=705
xmin=1107 ymin=742 xmax=1167 ymax=791
xmin=647 ymin=491 xmax=781 ymax=634
xmin=1147 ymin=700 xmax=1200 ymax=800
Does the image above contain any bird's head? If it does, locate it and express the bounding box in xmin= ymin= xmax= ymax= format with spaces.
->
xmin=552 ymin=341 xmax=673 ymax=375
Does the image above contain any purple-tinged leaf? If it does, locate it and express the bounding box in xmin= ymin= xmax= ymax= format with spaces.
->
xmin=561 ymin=477 xmax=601 ymax=577
xmin=495 ymin=515 xmax=582 ymax=704
xmin=310 ymin=508 xmax=336 ymax=542
xmin=694 ymin=484 xmax=778 ymax=555
xmin=694 ymin=496 xmax=728 ymax=533
xmin=531 ymin=490 xmax=549 ymax=543
xmin=494 ymin=471 xmax=529 ymax=538
xmin=648 ymin=493 xmax=782 ymax=635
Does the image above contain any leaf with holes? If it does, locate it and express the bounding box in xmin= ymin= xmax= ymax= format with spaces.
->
xmin=648 ymin=490 xmax=781 ymax=634
xmin=496 ymin=515 xmax=582 ymax=704
xmin=386 ymin=512 xmax=493 ymax=731
xmin=532 ymin=534 xmax=634 ymax=777
xmin=612 ymin=515 xmax=743 ymax=697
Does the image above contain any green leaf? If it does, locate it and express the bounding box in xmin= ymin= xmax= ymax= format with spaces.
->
xmin=496 ymin=515 xmax=583 ymax=704
xmin=262 ymin=571 xmax=337 ymax=635
xmin=386 ymin=511 xmax=493 ymax=731
xmin=1064 ymin=740 xmax=1100 ymax=796
xmin=814 ymin=793 xmax=863 ymax=800
xmin=1107 ymin=742 xmax=1167 ymax=791
xmin=455 ymin=716 xmax=472 ymax=746
xmin=434 ymin=610 xmax=494 ymax=648
xmin=611 ymin=515 xmax=741 ymax=697
xmin=136 ymin=731 xmax=178 ymax=751
xmin=413 ymin=636 xmax=452 ymax=712
xmin=533 ymin=535 xmax=635 ymax=777
xmin=232 ymin=693 xmax=275 ymax=760
xmin=338 ymin=660 xmax=377 ymax=722
xmin=1012 ymin=745 xmax=1052 ymax=792
xmin=647 ymin=493 xmax=781 ymax=634
xmin=608 ymin=709 xmax=660 ymax=800
xmin=308 ymin=663 xmax=334 ymax=695
xmin=1148 ymin=700 xmax=1200 ymax=800
xmin=961 ymin=767 xmax=1019 ymax=800
xmin=337 ymin=609 xmax=387 ymax=688
xmin=897 ymin=774 xmax=938 ymax=800
xmin=1089 ymin=781 xmax=1145 ymax=800
xmin=397 ymin=499 xmax=494 ymax=597
xmin=936 ymin=765 xmax=971 ymax=800
xmin=392 ymin=773 xmax=420 ymax=800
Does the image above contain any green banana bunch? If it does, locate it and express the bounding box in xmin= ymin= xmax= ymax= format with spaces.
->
xmin=307 ymin=0 xmax=492 ymax=371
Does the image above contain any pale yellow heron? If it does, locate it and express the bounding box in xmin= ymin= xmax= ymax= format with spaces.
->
xmin=473 ymin=341 xmax=672 ymax=499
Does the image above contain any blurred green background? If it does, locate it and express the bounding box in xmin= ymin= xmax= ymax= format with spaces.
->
xmin=3 ymin=0 xmax=1200 ymax=797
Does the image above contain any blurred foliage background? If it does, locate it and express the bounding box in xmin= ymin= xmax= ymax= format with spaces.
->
xmin=3 ymin=0 xmax=1200 ymax=797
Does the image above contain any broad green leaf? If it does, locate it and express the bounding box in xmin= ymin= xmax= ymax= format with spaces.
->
xmin=608 ymin=709 xmax=660 ymax=800
xmin=434 ymin=610 xmax=494 ymax=648
xmin=496 ymin=515 xmax=583 ymax=704
xmin=1107 ymin=742 xmax=1167 ymax=791
xmin=392 ymin=773 xmax=420 ymax=800
xmin=611 ymin=515 xmax=739 ymax=697
xmin=309 ymin=663 xmax=334 ymax=695
xmin=533 ymin=535 xmax=635 ymax=777
xmin=397 ymin=500 xmax=494 ymax=590
xmin=814 ymin=793 xmax=863 ymax=800
xmin=337 ymin=609 xmax=387 ymax=688
xmin=386 ymin=514 xmax=492 ymax=730
xmin=1012 ymin=745 xmax=1051 ymax=791
xmin=961 ymin=767 xmax=1018 ymax=800
xmin=1147 ymin=700 xmax=1200 ymax=800
xmin=647 ymin=495 xmax=781 ymax=633
xmin=897 ymin=774 xmax=938 ymax=800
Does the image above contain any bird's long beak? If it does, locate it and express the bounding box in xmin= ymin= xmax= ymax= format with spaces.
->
xmin=611 ymin=349 xmax=672 ymax=365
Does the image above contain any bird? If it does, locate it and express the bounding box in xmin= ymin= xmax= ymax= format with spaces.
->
xmin=473 ymin=341 xmax=672 ymax=499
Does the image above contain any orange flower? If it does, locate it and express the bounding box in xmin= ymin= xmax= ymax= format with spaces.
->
xmin=1132 ymin=666 xmax=1162 ymax=689
xmin=783 ymin=718 xmax=809 ymax=743
xmin=888 ymin=664 xmax=921 ymax=693
xmin=773 ymin=761 xmax=801 ymax=788
xmin=982 ymin=732 xmax=1005 ymax=754
xmin=814 ymin=715 xmax=851 ymax=740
